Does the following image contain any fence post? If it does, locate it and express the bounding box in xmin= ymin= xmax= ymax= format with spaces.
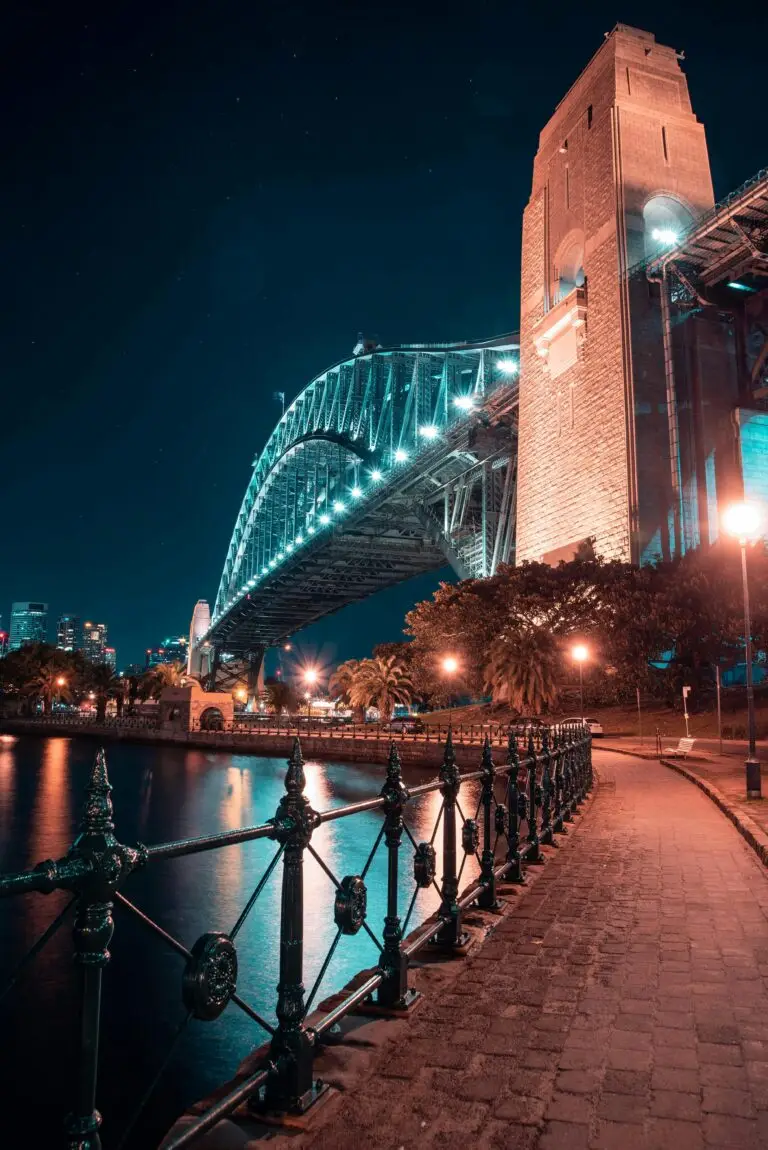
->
xmin=505 ymin=732 xmax=525 ymax=884
xmin=377 ymin=743 xmax=414 ymax=1009
xmin=64 ymin=749 xmax=146 ymax=1150
xmin=552 ymin=726 xmax=565 ymax=834
xmin=540 ymin=728 xmax=554 ymax=846
xmin=434 ymin=731 xmax=465 ymax=949
xmin=265 ymin=738 xmax=320 ymax=1112
xmin=477 ymin=737 xmax=499 ymax=909
xmin=526 ymin=733 xmax=543 ymax=863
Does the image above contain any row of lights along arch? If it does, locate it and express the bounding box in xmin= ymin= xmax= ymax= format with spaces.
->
xmin=215 ymin=356 xmax=519 ymax=622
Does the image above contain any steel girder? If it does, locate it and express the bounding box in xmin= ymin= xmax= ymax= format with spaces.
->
xmin=206 ymin=335 xmax=519 ymax=654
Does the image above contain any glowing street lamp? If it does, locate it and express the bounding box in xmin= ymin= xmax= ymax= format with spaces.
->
xmin=441 ymin=655 xmax=459 ymax=716
xmin=572 ymin=644 xmax=588 ymax=724
xmin=56 ymin=676 xmax=66 ymax=687
xmin=303 ymin=667 xmax=318 ymax=718
xmin=723 ymin=501 xmax=763 ymax=798
xmin=454 ymin=394 xmax=474 ymax=411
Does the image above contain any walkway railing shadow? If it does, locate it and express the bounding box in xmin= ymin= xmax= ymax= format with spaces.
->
xmin=0 ymin=724 xmax=592 ymax=1149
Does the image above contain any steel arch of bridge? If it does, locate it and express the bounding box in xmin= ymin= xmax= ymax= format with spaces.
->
xmin=206 ymin=334 xmax=519 ymax=655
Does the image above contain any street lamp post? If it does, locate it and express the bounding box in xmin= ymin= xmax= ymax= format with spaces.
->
xmin=723 ymin=501 xmax=762 ymax=799
xmin=303 ymin=668 xmax=318 ymax=721
xmin=572 ymin=645 xmax=588 ymax=726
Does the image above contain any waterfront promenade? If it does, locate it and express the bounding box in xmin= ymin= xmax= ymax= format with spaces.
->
xmin=192 ymin=749 xmax=768 ymax=1149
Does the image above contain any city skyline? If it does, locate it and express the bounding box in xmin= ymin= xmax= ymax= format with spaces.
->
xmin=2 ymin=2 xmax=764 ymax=666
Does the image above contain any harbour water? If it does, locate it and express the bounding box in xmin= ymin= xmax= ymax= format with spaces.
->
xmin=0 ymin=734 xmax=481 ymax=1148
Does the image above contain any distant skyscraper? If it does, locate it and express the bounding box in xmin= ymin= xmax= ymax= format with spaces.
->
xmin=81 ymin=621 xmax=108 ymax=663
xmin=145 ymin=636 xmax=188 ymax=668
xmin=0 ymin=629 xmax=8 ymax=657
xmin=56 ymin=614 xmax=80 ymax=652
xmin=104 ymin=647 xmax=117 ymax=671
xmin=9 ymin=602 xmax=48 ymax=650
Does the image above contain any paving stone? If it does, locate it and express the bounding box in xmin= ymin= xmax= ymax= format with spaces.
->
xmin=650 ymin=1089 xmax=702 ymax=1121
xmin=285 ymin=755 xmax=768 ymax=1150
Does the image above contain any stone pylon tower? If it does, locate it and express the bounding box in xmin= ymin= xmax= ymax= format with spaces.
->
xmin=516 ymin=25 xmax=715 ymax=564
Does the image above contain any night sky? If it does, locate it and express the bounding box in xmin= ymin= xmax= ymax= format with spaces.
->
xmin=2 ymin=2 xmax=765 ymax=670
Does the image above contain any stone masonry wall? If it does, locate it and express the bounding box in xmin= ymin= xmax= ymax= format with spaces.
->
xmin=517 ymin=25 xmax=714 ymax=564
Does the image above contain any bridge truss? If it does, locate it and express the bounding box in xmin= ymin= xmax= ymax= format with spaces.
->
xmin=204 ymin=334 xmax=519 ymax=660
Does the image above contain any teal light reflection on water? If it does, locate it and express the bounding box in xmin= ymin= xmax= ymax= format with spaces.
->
xmin=0 ymin=735 xmax=482 ymax=1146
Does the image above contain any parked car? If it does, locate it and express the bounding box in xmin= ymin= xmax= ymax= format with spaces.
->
xmin=562 ymin=716 xmax=603 ymax=736
xmin=389 ymin=718 xmax=425 ymax=733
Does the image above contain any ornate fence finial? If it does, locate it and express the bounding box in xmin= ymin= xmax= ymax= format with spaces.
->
xmin=381 ymin=741 xmax=408 ymax=808
xmin=481 ymin=734 xmax=494 ymax=772
xmin=478 ymin=736 xmax=498 ymax=909
xmin=285 ymin=737 xmax=306 ymax=796
xmin=440 ymin=727 xmax=459 ymax=787
xmin=80 ymin=747 xmax=114 ymax=837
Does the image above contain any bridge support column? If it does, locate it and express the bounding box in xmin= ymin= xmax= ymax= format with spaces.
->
xmin=247 ymin=649 xmax=265 ymax=712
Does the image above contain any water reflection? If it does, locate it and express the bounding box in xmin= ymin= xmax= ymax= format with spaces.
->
xmin=0 ymin=735 xmax=483 ymax=1148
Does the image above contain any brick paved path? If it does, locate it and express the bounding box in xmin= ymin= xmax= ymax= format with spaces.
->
xmin=292 ymin=750 xmax=768 ymax=1150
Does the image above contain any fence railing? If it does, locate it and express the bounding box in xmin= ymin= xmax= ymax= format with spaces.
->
xmin=0 ymin=723 xmax=592 ymax=1149
xmin=5 ymin=711 xmax=550 ymax=747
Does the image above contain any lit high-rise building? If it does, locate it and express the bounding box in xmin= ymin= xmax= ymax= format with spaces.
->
xmin=145 ymin=636 xmax=188 ymax=668
xmin=9 ymin=602 xmax=48 ymax=650
xmin=104 ymin=647 xmax=117 ymax=671
xmin=56 ymin=614 xmax=80 ymax=652
xmin=81 ymin=621 xmax=108 ymax=663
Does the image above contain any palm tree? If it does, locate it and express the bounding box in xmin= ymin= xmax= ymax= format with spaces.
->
xmin=84 ymin=663 xmax=124 ymax=722
xmin=347 ymin=655 xmax=413 ymax=721
xmin=30 ymin=661 xmax=75 ymax=715
xmin=329 ymin=658 xmax=363 ymax=717
xmin=483 ymin=626 xmax=560 ymax=716
xmin=139 ymin=662 xmax=185 ymax=701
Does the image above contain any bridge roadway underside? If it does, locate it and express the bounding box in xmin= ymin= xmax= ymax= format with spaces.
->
xmin=208 ymin=388 xmax=517 ymax=656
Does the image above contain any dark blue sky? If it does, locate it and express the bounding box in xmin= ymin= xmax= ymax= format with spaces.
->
xmin=2 ymin=2 xmax=765 ymax=667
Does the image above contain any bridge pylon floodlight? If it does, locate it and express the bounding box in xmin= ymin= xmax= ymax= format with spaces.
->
xmin=453 ymin=395 xmax=474 ymax=411
xmin=394 ymin=448 xmax=408 ymax=463
xmin=419 ymin=425 xmax=439 ymax=440
xmin=370 ymin=469 xmax=383 ymax=481
xmin=497 ymin=359 xmax=518 ymax=376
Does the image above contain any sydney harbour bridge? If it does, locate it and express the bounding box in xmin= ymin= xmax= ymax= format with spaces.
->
xmin=194 ymin=334 xmax=520 ymax=683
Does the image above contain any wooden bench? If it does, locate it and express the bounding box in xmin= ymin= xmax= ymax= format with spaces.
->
xmin=662 ymin=736 xmax=696 ymax=759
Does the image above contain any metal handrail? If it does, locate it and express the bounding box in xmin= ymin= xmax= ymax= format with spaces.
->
xmin=0 ymin=723 xmax=593 ymax=1149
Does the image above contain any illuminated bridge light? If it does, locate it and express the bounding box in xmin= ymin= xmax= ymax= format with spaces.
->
xmin=261 ymin=566 xmax=268 ymax=574
xmin=319 ymin=513 xmax=331 ymax=525
xmin=727 ymin=281 xmax=755 ymax=292
xmin=394 ymin=448 xmax=408 ymax=463
xmin=351 ymin=486 xmax=362 ymax=498
xmin=295 ymin=534 xmax=304 ymax=544
xmin=651 ymin=227 xmax=678 ymax=246
xmin=286 ymin=543 xmax=294 ymax=552
xmin=308 ymin=525 xmax=316 ymax=534
xmin=370 ymin=469 xmax=383 ymax=481
xmin=269 ymin=559 xmax=276 ymax=567
xmin=497 ymin=358 xmax=518 ymax=376
xmin=333 ymin=500 xmax=345 ymax=513
xmin=277 ymin=551 xmax=284 ymax=560
xmin=454 ymin=394 xmax=474 ymax=410
xmin=419 ymin=425 xmax=439 ymax=440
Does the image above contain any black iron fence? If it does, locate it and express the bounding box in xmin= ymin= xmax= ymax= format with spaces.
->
xmin=3 ymin=711 xmax=546 ymax=747
xmin=0 ymin=724 xmax=592 ymax=1149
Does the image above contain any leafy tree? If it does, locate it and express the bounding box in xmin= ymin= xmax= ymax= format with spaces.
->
xmin=264 ymin=677 xmax=297 ymax=715
xmin=483 ymin=625 xmax=560 ymax=715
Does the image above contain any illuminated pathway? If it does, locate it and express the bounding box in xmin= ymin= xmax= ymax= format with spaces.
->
xmin=285 ymin=750 xmax=768 ymax=1150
